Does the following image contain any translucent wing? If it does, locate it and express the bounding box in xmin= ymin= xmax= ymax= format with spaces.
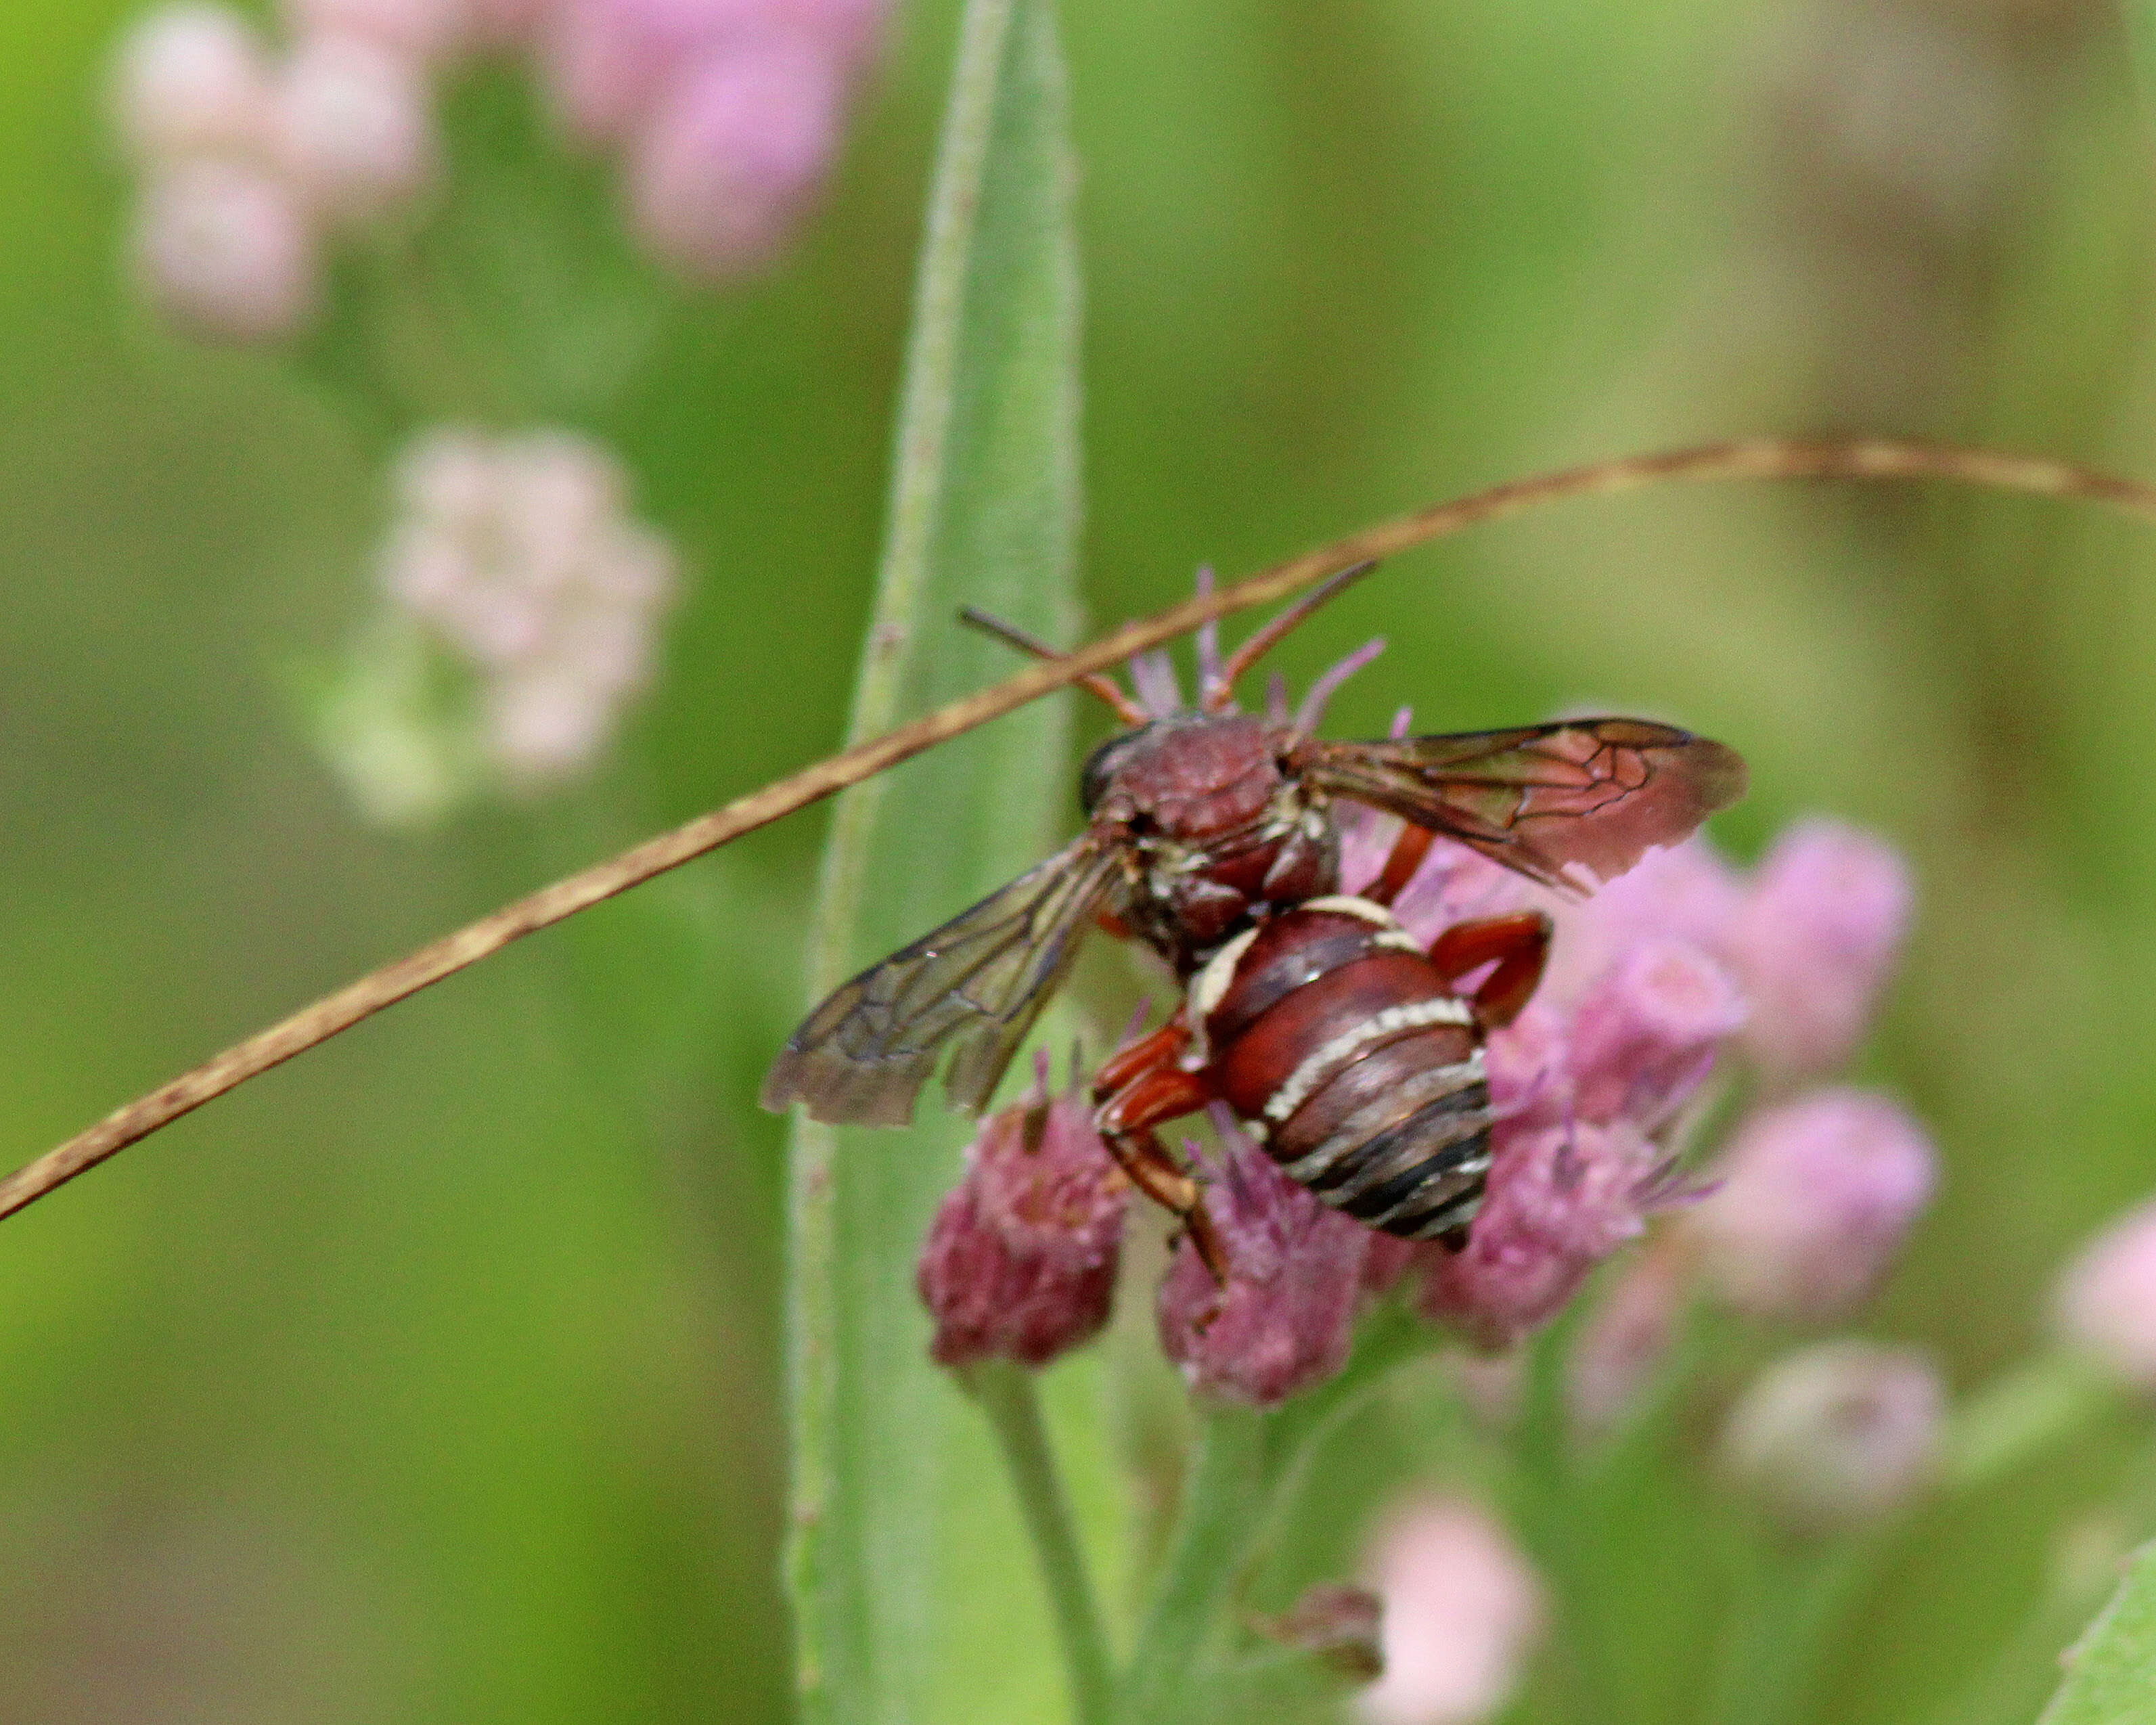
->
xmin=1296 ymin=719 xmax=1746 ymax=893
xmin=761 ymin=832 xmax=1120 ymax=1127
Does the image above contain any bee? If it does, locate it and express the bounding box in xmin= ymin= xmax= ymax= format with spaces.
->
xmin=762 ymin=566 xmax=1745 ymax=1277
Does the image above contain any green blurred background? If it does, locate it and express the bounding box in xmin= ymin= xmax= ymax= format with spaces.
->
xmin=3 ymin=0 xmax=2154 ymax=1718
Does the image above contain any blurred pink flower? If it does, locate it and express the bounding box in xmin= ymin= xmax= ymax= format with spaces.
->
xmin=1345 ymin=805 xmax=1916 ymax=1349
xmin=380 ymin=426 xmax=679 ymax=784
xmin=625 ymin=33 xmax=847 ymax=277
xmin=271 ymin=32 xmax=438 ymax=225
xmin=1158 ymin=1125 xmax=1368 ymax=1406
xmin=1725 ymin=819 xmax=1912 ymax=1087
xmin=917 ymin=1055 xmax=1127 ymax=1370
xmin=111 ymin=2 xmax=273 ymax=162
xmin=1685 ymin=1088 xmax=1935 ymax=1322
xmin=1720 ymin=1340 xmax=1943 ymax=1533
xmin=111 ymin=0 xmax=449 ymax=342
xmin=1357 ymin=1498 xmax=1543 ymax=1725
xmin=279 ymin=0 xmax=474 ymax=64
xmin=1561 ymin=938 xmax=1746 ymax=1126
xmin=2052 ymin=1197 xmax=2156 ymax=1391
xmin=131 ymin=158 xmax=321 ymax=342
xmin=1523 ymin=836 xmax=1746 ymax=1011
xmin=1383 ymin=842 xmax=1740 ymax=1349
xmin=543 ymin=0 xmax=880 ymax=139
xmin=539 ymin=0 xmax=887 ymax=275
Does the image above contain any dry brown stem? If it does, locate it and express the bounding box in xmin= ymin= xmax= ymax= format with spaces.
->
xmin=4 ymin=438 xmax=2150 ymax=1222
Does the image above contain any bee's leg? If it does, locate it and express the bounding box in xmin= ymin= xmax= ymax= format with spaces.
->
xmin=1092 ymin=1055 xmax=1230 ymax=1284
xmin=1359 ymin=822 xmax=1435 ymax=908
xmin=1427 ymin=911 xmax=1553 ymax=1029
xmin=1090 ymin=1011 xmax=1191 ymax=1102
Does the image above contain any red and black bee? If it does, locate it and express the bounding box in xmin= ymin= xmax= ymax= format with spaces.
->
xmin=762 ymin=567 xmax=1745 ymax=1277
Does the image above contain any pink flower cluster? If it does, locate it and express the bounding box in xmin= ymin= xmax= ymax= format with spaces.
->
xmin=110 ymin=0 xmax=888 ymax=338
xmin=544 ymin=0 xmax=888 ymax=277
xmin=383 ymin=425 xmax=679 ymax=782
xmin=113 ymin=0 xmax=439 ymax=339
xmin=1345 ymin=812 xmax=1930 ymax=1351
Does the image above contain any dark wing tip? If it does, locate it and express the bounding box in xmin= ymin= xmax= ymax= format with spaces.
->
xmin=1687 ymin=736 xmax=1748 ymax=817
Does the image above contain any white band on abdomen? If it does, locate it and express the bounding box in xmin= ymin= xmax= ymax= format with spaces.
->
xmin=1261 ymin=996 xmax=1475 ymax=1125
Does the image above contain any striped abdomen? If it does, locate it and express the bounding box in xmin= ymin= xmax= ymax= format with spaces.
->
xmin=1191 ymin=897 xmax=1492 ymax=1242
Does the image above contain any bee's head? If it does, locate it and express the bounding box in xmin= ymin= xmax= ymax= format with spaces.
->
xmin=1080 ymin=712 xmax=1282 ymax=841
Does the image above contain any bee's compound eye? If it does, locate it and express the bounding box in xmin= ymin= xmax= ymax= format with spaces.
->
xmin=1080 ymin=723 xmax=1152 ymax=813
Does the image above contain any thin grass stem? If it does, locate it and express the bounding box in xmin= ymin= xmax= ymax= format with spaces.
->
xmin=1119 ymin=1404 xmax=1270 ymax=1725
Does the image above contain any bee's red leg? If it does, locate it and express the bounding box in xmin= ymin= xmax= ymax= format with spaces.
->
xmin=1427 ymin=911 xmax=1553 ymax=1030
xmin=1094 ymin=1055 xmax=1231 ymax=1283
xmin=1090 ymin=1012 xmax=1190 ymax=1102
xmin=1360 ymin=822 xmax=1435 ymax=908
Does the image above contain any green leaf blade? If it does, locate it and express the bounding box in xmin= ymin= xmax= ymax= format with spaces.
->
xmin=2039 ymin=1538 xmax=2156 ymax=1725
xmin=783 ymin=1 xmax=1092 ymax=1720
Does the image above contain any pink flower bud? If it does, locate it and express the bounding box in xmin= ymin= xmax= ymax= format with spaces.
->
xmin=1481 ymin=998 xmax=1567 ymax=1130
xmin=1563 ymin=938 xmax=1745 ymax=1125
xmin=2052 ymin=1198 xmax=2156 ymax=1391
xmin=543 ymin=0 xmax=886 ymax=140
xmin=110 ymin=2 xmax=273 ymax=162
xmin=916 ymin=1065 xmax=1127 ymax=1370
xmin=132 ymin=158 xmax=320 ymax=342
xmin=280 ymin=0 xmax=473 ymax=64
xmin=623 ymin=35 xmax=845 ymax=278
xmin=1720 ymin=1341 xmax=1943 ymax=1533
xmin=1418 ymin=1118 xmax=1665 ymax=1351
xmin=542 ymin=0 xmax=702 ymax=141
xmin=1726 ymin=819 xmax=1912 ymax=1085
xmin=1356 ymin=1498 xmax=1543 ymax=1725
xmin=1530 ymin=836 xmax=1745 ymax=1011
xmin=1685 ymin=1089 xmax=1936 ymax=1322
xmin=1158 ymin=1131 xmax=1367 ymax=1406
xmin=271 ymin=33 xmax=437 ymax=225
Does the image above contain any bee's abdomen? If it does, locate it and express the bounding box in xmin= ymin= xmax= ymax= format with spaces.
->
xmin=1198 ymin=899 xmax=1494 ymax=1241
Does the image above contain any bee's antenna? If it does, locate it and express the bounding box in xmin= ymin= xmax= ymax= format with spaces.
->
xmin=958 ymin=606 xmax=1150 ymax=725
xmin=1209 ymin=560 xmax=1382 ymax=707
xmin=1290 ymin=637 xmax=1386 ymax=738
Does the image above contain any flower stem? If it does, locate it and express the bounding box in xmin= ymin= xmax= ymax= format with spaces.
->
xmin=971 ymin=1362 xmax=1115 ymax=1725
xmin=1703 ymin=1535 xmax=1874 ymax=1725
xmin=1119 ymin=1404 xmax=1270 ymax=1725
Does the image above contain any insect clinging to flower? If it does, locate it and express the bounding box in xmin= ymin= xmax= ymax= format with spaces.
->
xmin=762 ymin=562 xmax=1747 ymax=1280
